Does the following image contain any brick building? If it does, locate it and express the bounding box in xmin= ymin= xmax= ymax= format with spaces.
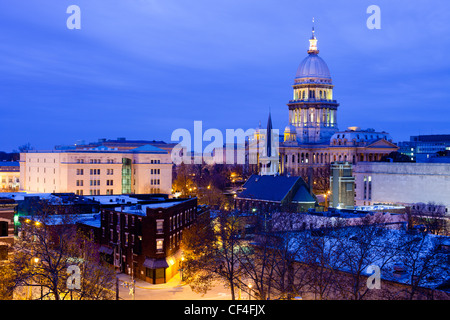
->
xmin=98 ymin=197 xmax=200 ymax=284
xmin=0 ymin=198 xmax=17 ymax=260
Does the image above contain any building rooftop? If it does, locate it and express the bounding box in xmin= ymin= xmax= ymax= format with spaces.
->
xmin=237 ymin=175 xmax=316 ymax=203
xmin=116 ymin=200 xmax=191 ymax=216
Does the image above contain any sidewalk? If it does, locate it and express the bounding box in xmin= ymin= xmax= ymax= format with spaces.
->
xmin=116 ymin=273 xmax=233 ymax=300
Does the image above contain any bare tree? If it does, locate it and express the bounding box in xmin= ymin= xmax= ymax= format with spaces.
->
xmin=396 ymin=231 xmax=450 ymax=300
xmin=181 ymin=210 xmax=246 ymax=300
xmin=332 ymin=214 xmax=403 ymax=300
xmin=410 ymin=202 xmax=448 ymax=236
xmin=0 ymin=263 xmax=15 ymax=300
xmin=11 ymin=207 xmax=115 ymax=300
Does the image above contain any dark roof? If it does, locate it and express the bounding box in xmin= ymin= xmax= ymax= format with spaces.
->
xmin=131 ymin=144 xmax=167 ymax=153
xmin=237 ymin=175 xmax=314 ymax=203
xmin=0 ymin=161 xmax=19 ymax=166
xmin=292 ymin=184 xmax=317 ymax=203
xmin=143 ymin=258 xmax=169 ymax=269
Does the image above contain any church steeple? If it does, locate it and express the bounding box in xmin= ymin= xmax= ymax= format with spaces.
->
xmin=266 ymin=111 xmax=273 ymax=158
xmin=259 ymin=111 xmax=279 ymax=176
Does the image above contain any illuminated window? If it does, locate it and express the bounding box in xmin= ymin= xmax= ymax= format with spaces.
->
xmin=156 ymin=239 xmax=164 ymax=253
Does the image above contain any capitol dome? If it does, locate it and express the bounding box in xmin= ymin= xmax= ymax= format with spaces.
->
xmin=284 ymin=124 xmax=296 ymax=133
xmin=295 ymin=54 xmax=331 ymax=80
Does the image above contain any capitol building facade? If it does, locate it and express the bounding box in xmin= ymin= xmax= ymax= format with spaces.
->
xmin=250 ymin=27 xmax=398 ymax=193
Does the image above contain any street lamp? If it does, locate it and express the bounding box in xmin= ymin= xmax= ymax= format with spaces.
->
xmin=28 ymin=257 xmax=40 ymax=300
xmin=248 ymin=283 xmax=252 ymax=300
xmin=180 ymin=256 xmax=185 ymax=282
xmin=325 ymin=190 xmax=331 ymax=209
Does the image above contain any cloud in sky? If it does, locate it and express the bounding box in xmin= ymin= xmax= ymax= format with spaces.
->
xmin=0 ymin=0 xmax=449 ymax=151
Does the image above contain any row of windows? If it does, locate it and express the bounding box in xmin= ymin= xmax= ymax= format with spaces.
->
xmin=28 ymin=167 xmax=56 ymax=174
xmin=76 ymin=179 xmax=113 ymax=186
xmin=150 ymin=179 xmax=160 ymax=185
xmin=294 ymin=89 xmax=330 ymax=100
xmin=28 ymin=158 xmax=57 ymax=163
xmin=90 ymin=169 xmax=101 ymax=175
xmin=283 ymin=152 xmax=388 ymax=166
xmin=75 ymin=189 xmax=115 ymax=195
xmin=29 ymin=177 xmax=56 ymax=184
xmin=76 ymin=168 xmax=160 ymax=176
xmin=76 ymin=158 xmax=163 ymax=164
xmin=169 ymin=208 xmax=194 ymax=231
xmin=76 ymin=159 xmax=106 ymax=164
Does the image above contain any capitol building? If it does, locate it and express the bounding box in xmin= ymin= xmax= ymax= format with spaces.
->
xmin=250 ymin=27 xmax=398 ymax=192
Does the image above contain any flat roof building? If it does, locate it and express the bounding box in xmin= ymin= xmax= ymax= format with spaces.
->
xmin=19 ymin=145 xmax=172 ymax=196
xmin=353 ymin=162 xmax=450 ymax=213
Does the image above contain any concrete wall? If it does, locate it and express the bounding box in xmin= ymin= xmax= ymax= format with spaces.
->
xmin=353 ymin=162 xmax=450 ymax=212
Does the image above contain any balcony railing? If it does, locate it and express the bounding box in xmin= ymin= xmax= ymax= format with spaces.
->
xmin=288 ymin=99 xmax=338 ymax=103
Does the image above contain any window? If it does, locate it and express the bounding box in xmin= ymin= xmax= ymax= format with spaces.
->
xmin=363 ymin=176 xmax=367 ymax=200
xmin=0 ymin=221 xmax=8 ymax=237
xmin=156 ymin=219 xmax=164 ymax=234
xmin=77 ymin=169 xmax=84 ymax=175
xmin=156 ymin=239 xmax=164 ymax=253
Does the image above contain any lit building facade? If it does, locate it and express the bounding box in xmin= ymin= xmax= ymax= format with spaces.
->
xmin=0 ymin=162 xmax=20 ymax=191
xmin=250 ymin=27 xmax=399 ymax=192
xmin=19 ymin=145 xmax=172 ymax=196
xmin=398 ymin=134 xmax=450 ymax=162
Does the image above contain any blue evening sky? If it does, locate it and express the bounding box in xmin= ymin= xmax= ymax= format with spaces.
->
xmin=0 ymin=0 xmax=449 ymax=152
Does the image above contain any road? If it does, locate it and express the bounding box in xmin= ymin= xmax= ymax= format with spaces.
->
xmin=116 ymin=273 xmax=234 ymax=300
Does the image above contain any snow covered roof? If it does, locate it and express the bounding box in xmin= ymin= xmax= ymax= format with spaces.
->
xmin=284 ymin=226 xmax=450 ymax=290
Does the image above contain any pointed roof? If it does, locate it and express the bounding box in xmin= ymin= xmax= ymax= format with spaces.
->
xmin=308 ymin=17 xmax=319 ymax=54
xmin=237 ymin=174 xmax=317 ymax=204
xmin=266 ymin=112 xmax=273 ymax=157
xmin=365 ymin=139 xmax=399 ymax=149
